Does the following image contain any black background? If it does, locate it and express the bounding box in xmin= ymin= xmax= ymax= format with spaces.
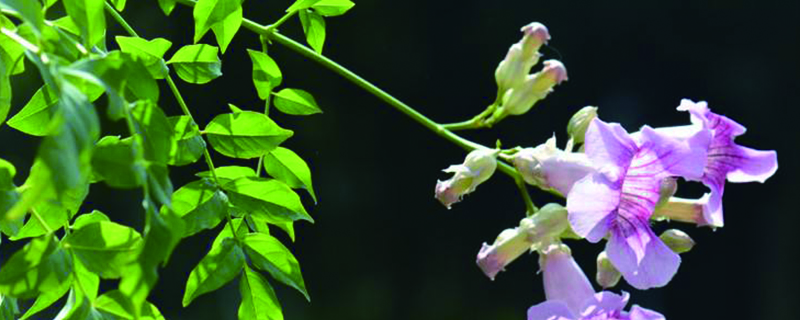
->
xmin=2 ymin=0 xmax=799 ymax=319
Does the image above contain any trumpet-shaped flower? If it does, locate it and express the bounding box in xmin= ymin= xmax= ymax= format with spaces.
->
xmin=566 ymin=118 xmax=711 ymax=289
xmin=672 ymin=100 xmax=778 ymax=227
xmin=528 ymin=244 xmax=665 ymax=320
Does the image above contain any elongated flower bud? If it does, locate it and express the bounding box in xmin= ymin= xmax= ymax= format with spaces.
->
xmin=595 ymin=251 xmax=621 ymax=288
xmin=513 ymin=136 xmax=595 ymax=195
xmin=476 ymin=204 xmax=569 ymax=279
xmin=495 ymin=23 xmax=551 ymax=96
xmin=566 ymin=106 xmax=598 ymax=145
xmin=660 ymin=229 xmax=695 ymax=254
xmin=539 ymin=244 xmax=594 ymax=316
xmin=501 ymin=60 xmax=568 ymax=116
xmin=435 ymin=149 xmax=498 ymax=208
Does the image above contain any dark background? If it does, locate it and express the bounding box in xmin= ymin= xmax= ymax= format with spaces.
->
xmin=2 ymin=0 xmax=799 ymax=319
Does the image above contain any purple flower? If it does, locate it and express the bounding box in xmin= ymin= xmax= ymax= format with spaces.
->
xmin=528 ymin=292 xmax=665 ymax=320
xmin=667 ymin=100 xmax=778 ymax=227
xmin=527 ymin=244 xmax=665 ymax=320
xmin=566 ymin=118 xmax=711 ymax=289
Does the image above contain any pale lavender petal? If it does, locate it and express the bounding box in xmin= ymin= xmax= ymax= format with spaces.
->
xmin=566 ymin=173 xmax=619 ymax=242
xmin=527 ymin=301 xmax=575 ymax=320
xmin=606 ymin=221 xmax=681 ymax=289
xmin=678 ymin=99 xmax=746 ymax=136
xmin=541 ymin=152 xmax=597 ymax=195
xmin=701 ymin=184 xmax=725 ymax=228
xmin=580 ymin=291 xmax=629 ymax=318
xmin=637 ymin=126 xmax=710 ymax=181
xmin=541 ymin=247 xmax=595 ymax=316
xmin=628 ymin=305 xmax=666 ymax=320
xmin=725 ymin=146 xmax=778 ymax=183
xmin=584 ymin=119 xmax=637 ymax=177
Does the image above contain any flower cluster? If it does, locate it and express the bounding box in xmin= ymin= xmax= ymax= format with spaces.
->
xmin=434 ymin=22 xmax=778 ymax=319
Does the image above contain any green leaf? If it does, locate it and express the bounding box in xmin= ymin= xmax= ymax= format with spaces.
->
xmin=157 ymin=0 xmax=176 ymax=15
xmin=62 ymin=221 xmax=144 ymax=279
xmin=311 ymin=0 xmax=355 ymax=16
xmin=167 ymin=116 xmax=205 ymax=166
xmin=110 ymin=0 xmax=126 ymax=11
xmin=10 ymin=201 xmax=69 ymax=240
xmin=171 ymin=180 xmax=229 ymax=237
xmin=52 ymin=16 xmax=81 ymax=36
xmin=131 ymin=101 xmax=173 ymax=164
xmin=139 ymin=201 xmax=185 ymax=267
xmin=0 ymin=236 xmax=72 ymax=299
xmin=62 ymin=0 xmax=105 ymax=48
xmin=243 ymin=233 xmax=309 ymax=300
xmin=0 ymin=14 xmax=25 ymax=76
xmin=0 ymin=294 xmax=19 ymax=320
xmin=211 ymin=6 xmax=242 ymax=53
xmin=287 ymin=0 xmax=321 ymax=12
xmin=228 ymin=103 xmax=244 ymax=113
xmin=264 ymin=147 xmax=317 ymax=202
xmin=205 ymin=111 xmax=293 ymax=159
xmin=213 ymin=217 xmax=248 ymax=249
xmin=91 ymin=136 xmax=145 ymax=188
xmin=0 ymin=191 xmax=22 ymax=236
xmin=167 ymin=44 xmax=222 ymax=84
xmin=196 ymin=165 xmax=256 ymax=185
xmin=53 ymin=288 xmax=105 ymax=320
xmin=95 ymin=290 xmax=165 ymax=320
xmin=72 ymin=210 xmax=110 ymax=230
xmin=299 ymin=10 xmax=326 ymax=54
xmin=223 ymin=176 xmax=313 ymax=223
xmin=239 ymin=266 xmax=284 ymax=320
xmin=0 ymin=0 xmax=44 ymax=34
xmin=273 ymin=88 xmax=323 ymax=115
xmin=19 ymin=270 xmax=71 ymax=319
xmin=182 ymin=238 xmax=245 ymax=307
xmin=72 ymin=256 xmax=99 ymax=301
xmin=247 ymin=50 xmax=282 ymax=100
xmin=115 ymin=36 xmax=172 ymax=79
xmin=249 ymin=212 xmax=295 ymax=242
xmin=0 ymin=60 xmax=9 ymax=127
xmin=193 ymin=0 xmax=243 ymax=43
xmin=7 ymin=85 xmax=59 ymax=136
xmin=0 ymin=158 xmax=15 ymax=189
xmin=66 ymin=52 xmax=159 ymax=119
xmin=37 ymin=81 xmax=99 ymax=202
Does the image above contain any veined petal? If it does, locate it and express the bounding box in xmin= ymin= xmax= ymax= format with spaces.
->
xmin=584 ymin=119 xmax=637 ymax=178
xmin=606 ymin=221 xmax=680 ymax=289
xmin=725 ymin=146 xmax=778 ymax=183
xmin=541 ymin=246 xmax=595 ymax=316
xmin=527 ymin=301 xmax=575 ymax=320
xmin=628 ymin=305 xmax=666 ymax=320
xmin=580 ymin=291 xmax=629 ymax=318
xmin=637 ymin=126 xmax=710 ymax=181
xmin=567 ymin=173 xmax=620 ymax=242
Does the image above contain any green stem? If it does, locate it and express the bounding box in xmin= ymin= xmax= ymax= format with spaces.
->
xmin=265 ymin=10 xmax=297 ymax=33
xmin=172 ymin=0 xmax=531 ymax=207
xmin=514 ymin=177 xmax=538 ymax=216
xmin=104 ymin=2 xmax=138 ymax=37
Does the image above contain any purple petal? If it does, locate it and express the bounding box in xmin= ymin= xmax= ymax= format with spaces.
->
xmin=566 ymin=173 xmax=620 ymax=242
xmin=584 ymin=119 xmax=637 ymax=178
xmin=701 ymin=184 xmax=725 ymax=228
xmin=527 ymin=301 xmax=575 ymax=320
xmin=542 ymin=248 xmax=595 ymax=316
xmin=606 ymin=221 xmax=681 ymax=289
xmin=637 ymin=126 xmax=710 ymax=181
xmin=725 ymin=146 xmax=778 ymax=183
xmin=628 ymin=305 xmax=666 ymax=320
xmin=580 ymin=291 xmax=629 ymax=318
